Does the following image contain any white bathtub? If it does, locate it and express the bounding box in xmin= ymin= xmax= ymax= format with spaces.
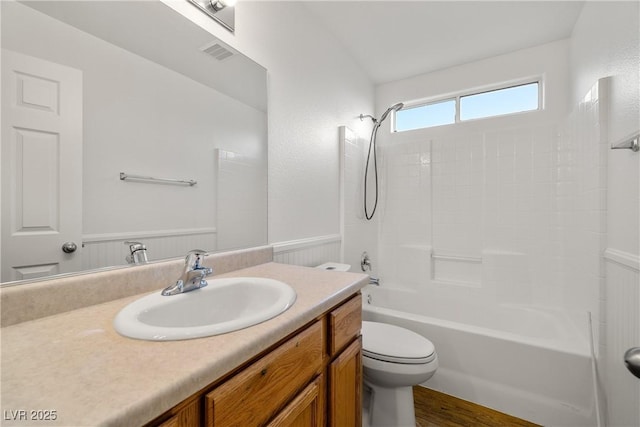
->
xmin=361 ymin=285 xmax=598 ymax=427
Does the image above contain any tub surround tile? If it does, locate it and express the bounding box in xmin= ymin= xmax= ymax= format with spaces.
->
xmin=1 ymin=261 xmax=368 ymax=427
xmin=0 ymin=246 xmax=273 ymax=327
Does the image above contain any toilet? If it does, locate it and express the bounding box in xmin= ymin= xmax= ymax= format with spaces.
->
xmin=362 ymin=321 xmax=438 ymax=427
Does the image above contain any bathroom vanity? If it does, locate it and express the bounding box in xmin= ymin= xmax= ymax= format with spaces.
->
xmin=0 ymin=252 xmax=367 ymax=426
xmin=149 ymin=293 xmax=362 ymax=427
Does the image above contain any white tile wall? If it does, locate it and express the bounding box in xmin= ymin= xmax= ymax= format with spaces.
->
xmin=379 ymin=123 xmax=562 ymax=307
xmin=432 ymin=135 xmax=483 ymax=257
xmin=379 ymin=139 xmax=431 ymax=280
xmin=558 ymin=79 xmax=609 ymax=343
xmin=375 ymin=81 xmax=610 ymax=320
xmin=216 ymin=149 xmax=268 ymax=251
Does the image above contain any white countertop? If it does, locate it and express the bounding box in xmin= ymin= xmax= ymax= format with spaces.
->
xmin=0 ymin=262 xmax=367 ymax=426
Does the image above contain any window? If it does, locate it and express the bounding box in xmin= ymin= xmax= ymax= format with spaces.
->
xmin=395 ymin=99 xmax=456 ymax=132
xmin=460 ymin=82 xmax=539 ymax=121
xmin=393 ymin=80 xmax=541 ymax=132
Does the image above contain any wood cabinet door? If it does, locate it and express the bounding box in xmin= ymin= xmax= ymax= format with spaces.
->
xmin=267 ymin=375 xmax=324 ymax=427
xmin=155 ymin=399 xmax=199 ymax=427
xmin=328 ymin=337 xmax=362 ymax=427
xmin=205 ymin=321 xmax=323 ymax=427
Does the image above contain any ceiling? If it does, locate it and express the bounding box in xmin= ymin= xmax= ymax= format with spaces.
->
xmin=24 ymin=1 xmax=267 ymax=111
xmin=304 ymin=1 xmax=585 ymax=85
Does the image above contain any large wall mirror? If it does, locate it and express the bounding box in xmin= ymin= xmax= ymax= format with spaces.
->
xmin=1 ymin=1 xmax=268 ymax=285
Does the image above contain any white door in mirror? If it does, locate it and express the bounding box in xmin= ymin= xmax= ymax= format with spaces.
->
xmin=113 ymin=277 xmax=296 ymax=341
xmin=1 ymin=49 xmax=83 ymax=282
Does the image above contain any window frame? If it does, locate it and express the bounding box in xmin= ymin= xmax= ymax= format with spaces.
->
xmin=393 ymin=77 xmax=543 ymax=133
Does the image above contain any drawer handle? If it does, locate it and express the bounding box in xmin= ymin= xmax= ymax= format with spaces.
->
xmin=261 ymin=368 xmax=267 ymax=376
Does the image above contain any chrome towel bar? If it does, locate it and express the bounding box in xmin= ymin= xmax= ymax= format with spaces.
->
xmin=119 ymin=172 xmax=197 ymax=186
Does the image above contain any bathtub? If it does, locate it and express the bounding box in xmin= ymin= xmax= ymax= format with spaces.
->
xmin=361 ymin=285 xmax=598 ymax=427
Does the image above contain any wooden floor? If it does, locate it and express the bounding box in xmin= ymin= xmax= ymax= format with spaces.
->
xmin=413 ymin=387 xmax=541 ymax=427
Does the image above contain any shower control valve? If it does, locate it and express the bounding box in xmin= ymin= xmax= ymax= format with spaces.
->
xmin=361 ymin=251 xmax=372 ymax=272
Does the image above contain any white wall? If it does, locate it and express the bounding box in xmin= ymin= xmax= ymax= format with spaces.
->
xmin=164 ymin=1 xmax=375 ymax=258
xmin=570 ymin=2 xmax=640 ymax=426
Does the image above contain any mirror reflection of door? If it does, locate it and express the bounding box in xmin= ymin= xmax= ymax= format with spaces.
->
xmin=1 ymin=1 xmax=268 ymax=285
xmin=1 ymin=49 xmax=83 ymax=282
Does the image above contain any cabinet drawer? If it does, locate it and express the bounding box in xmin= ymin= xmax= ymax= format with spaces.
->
xmin=205 ymin=321 xmax=324 ymax=427
xmin=328 ymin=294 xmax=362 ymax=356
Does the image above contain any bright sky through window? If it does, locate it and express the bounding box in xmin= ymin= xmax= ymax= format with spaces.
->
xmin=395 ymin=99 xmax=455 ymax=132
xmin=394 ymin=81 xmax=540 ymax=132
xmin=460 ymin=82 xmax=539 ymax=121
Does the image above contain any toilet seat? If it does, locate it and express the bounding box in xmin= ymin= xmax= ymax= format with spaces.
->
xmin=362 ymin=321 xmax=435 ymax=364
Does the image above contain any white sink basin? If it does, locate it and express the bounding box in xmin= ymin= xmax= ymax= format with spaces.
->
xmin=114 ymin=277 xmax=296 ymax=341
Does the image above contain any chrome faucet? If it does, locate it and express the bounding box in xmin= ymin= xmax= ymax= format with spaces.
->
xmin=369 ymin=276 xmax=381 ymax=286
xmin=162 ymin=249 xmax=213 ymax=296
xmin=125 ymin=241 xmax=148 ymax=265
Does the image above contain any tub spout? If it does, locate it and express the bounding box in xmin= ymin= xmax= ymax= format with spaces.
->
xmin=369 ymin=276 xmax=380 ymax=286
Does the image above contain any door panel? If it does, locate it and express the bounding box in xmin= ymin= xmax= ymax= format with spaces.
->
xmin=1 ymin=49 xmax=83 ymax=282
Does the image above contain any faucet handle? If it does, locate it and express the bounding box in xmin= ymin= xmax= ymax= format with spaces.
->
xmin=185 ymin=249 xmax=208 ymax=269
xmin=361 ymin=251 xmax=372 ymax=272
xmin=124 ymin=241 xmax=148 ymax=264
xmin=125 ymin=241 xmax=146 ymax=251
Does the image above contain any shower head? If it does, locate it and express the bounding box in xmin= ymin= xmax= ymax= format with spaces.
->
xmin=359 ymin=102 xmax=404 ymax=125
xmin=378 ymin=102 xmax=404 ymax=124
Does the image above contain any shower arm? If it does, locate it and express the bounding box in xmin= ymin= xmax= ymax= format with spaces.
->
xmin=360 ymin=103 xmax=404 ymax=126
xmin=360 ymin=113 xmax=377 ymax=123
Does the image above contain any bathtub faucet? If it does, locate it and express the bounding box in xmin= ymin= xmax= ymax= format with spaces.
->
xmin=369 ymin=276 xmax=380 ymax=286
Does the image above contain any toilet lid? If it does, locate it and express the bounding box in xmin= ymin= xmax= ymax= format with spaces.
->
xmin=362 ymin=321 xmax=435 ymax=364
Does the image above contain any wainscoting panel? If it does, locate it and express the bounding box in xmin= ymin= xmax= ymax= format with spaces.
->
xmin=272 ymin=235 xmax=342 ymax=268
xmin=603 ymin=249 xmax=640 ymax=427
xmin=82 ymin=228 xmax=217 ymax=270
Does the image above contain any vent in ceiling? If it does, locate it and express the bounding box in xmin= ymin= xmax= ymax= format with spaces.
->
xmin=200 ymin=39 xmax=237 ymax=62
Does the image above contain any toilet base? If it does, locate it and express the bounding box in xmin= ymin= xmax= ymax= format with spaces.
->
xmin=366 ymin=382 xmax=417 ymax=427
